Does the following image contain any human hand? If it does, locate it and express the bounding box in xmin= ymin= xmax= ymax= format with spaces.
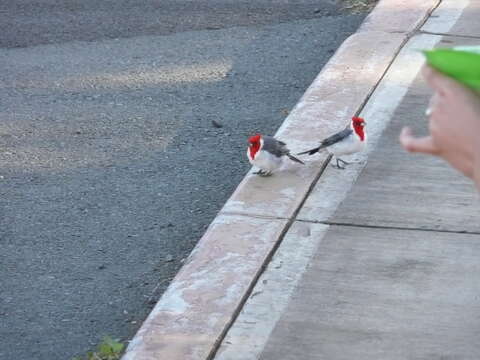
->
xmin=399 ymin=65 xmax=480 ymax=185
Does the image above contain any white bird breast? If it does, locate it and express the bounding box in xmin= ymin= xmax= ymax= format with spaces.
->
xmin=249 ymin=149 xmax=283 ymax=172
xmin=327 ymin=133 xmax=366 ymax=157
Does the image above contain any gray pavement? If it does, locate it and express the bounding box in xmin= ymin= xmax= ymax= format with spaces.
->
xmin=0 ymin=2 xmax=368 ymax=359
xmin=0 ymin=0 xmax=340 ymax=49
xmin=260 ymin=226 xmax=480 ymax=360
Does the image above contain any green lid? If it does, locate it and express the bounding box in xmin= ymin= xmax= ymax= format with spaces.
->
xmin=423 ymin=46 xmax=480 ymax=91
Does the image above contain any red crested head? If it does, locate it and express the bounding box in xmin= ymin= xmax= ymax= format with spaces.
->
xmin=248 ymin=134 xmax=262 ymax=160
xmin=248 ymin=134 xmax=262 ymax=145
xmin=351 ymin=117 xmax=366 ymax=141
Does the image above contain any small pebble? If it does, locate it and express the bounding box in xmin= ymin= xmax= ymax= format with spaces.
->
xmin=211 ymin=120 xmax=223 ymax=128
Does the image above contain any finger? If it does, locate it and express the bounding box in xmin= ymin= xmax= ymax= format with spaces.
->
xmin=422 ymin=65 xmax=465 ymax=97
xmin=399 ymin=127 xmax=439 ymax=155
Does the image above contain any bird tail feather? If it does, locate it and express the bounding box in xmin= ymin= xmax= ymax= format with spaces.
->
xmin=297 ymin=145 xmax=324 ymax=156
xmin=287 ymin=153 xmax=305 ymax=165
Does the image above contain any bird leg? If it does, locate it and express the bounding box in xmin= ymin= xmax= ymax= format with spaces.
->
xmin=253 ymin=169 xmax=268 ymax=176
xmin=253 ymin=169 xmax=272 ymax=177
xmin=332 ymin=158 xmax=350 ymax=170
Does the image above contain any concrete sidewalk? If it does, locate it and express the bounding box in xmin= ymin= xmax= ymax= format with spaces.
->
xmin=123 ymin=1 xmax=480 ymax=359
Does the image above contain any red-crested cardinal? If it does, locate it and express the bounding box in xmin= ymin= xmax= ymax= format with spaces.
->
xmin=247 ymin=134 xmax=304 ymax=176
xmin=297 ymin=116 xmax=367 ymax=169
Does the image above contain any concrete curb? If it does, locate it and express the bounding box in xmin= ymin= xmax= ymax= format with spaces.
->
xmin=122 ymin=1 xmax=440 ymax=359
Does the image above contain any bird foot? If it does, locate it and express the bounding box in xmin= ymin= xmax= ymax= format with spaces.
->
xmin=254 ymin=170 xmax=272 ymax=177
xmin=332 ymin=158 xmax=349 ymax=169
xmin=331 ymin=164 xmax=346 ymax=170
xmin=337 ymin=159 xmax=350 ymax=166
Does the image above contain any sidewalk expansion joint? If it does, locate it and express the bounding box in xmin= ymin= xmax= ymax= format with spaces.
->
xmin=400 ymin=0 xmax=442 ymax=40
xmin=314 ymin=220 xmax=480 ymax=236
xmin=418 ymin=30 xmax=480 ymax=40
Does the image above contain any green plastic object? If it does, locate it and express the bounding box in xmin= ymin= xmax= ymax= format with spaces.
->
xmin=423 ymin=46 xmax=480 ymax=91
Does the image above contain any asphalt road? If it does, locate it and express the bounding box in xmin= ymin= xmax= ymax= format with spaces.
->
xmin=0 ymin=2 xmax=367 ymax=359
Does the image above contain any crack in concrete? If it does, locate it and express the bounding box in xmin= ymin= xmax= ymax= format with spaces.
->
xmin=219 ymin=211 xmax=289 ymax=222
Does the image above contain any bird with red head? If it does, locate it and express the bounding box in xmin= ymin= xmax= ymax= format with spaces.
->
xmin=297 ymin=116 xmax=367 ymax=169
xmin=247 ymin=134 xmax=304 ymax=176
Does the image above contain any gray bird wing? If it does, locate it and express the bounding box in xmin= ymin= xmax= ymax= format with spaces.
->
xmin=262 ymin=136 xmax=289 ymax=157
xmin=320 ymin=128 xmax=352 ymax=148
